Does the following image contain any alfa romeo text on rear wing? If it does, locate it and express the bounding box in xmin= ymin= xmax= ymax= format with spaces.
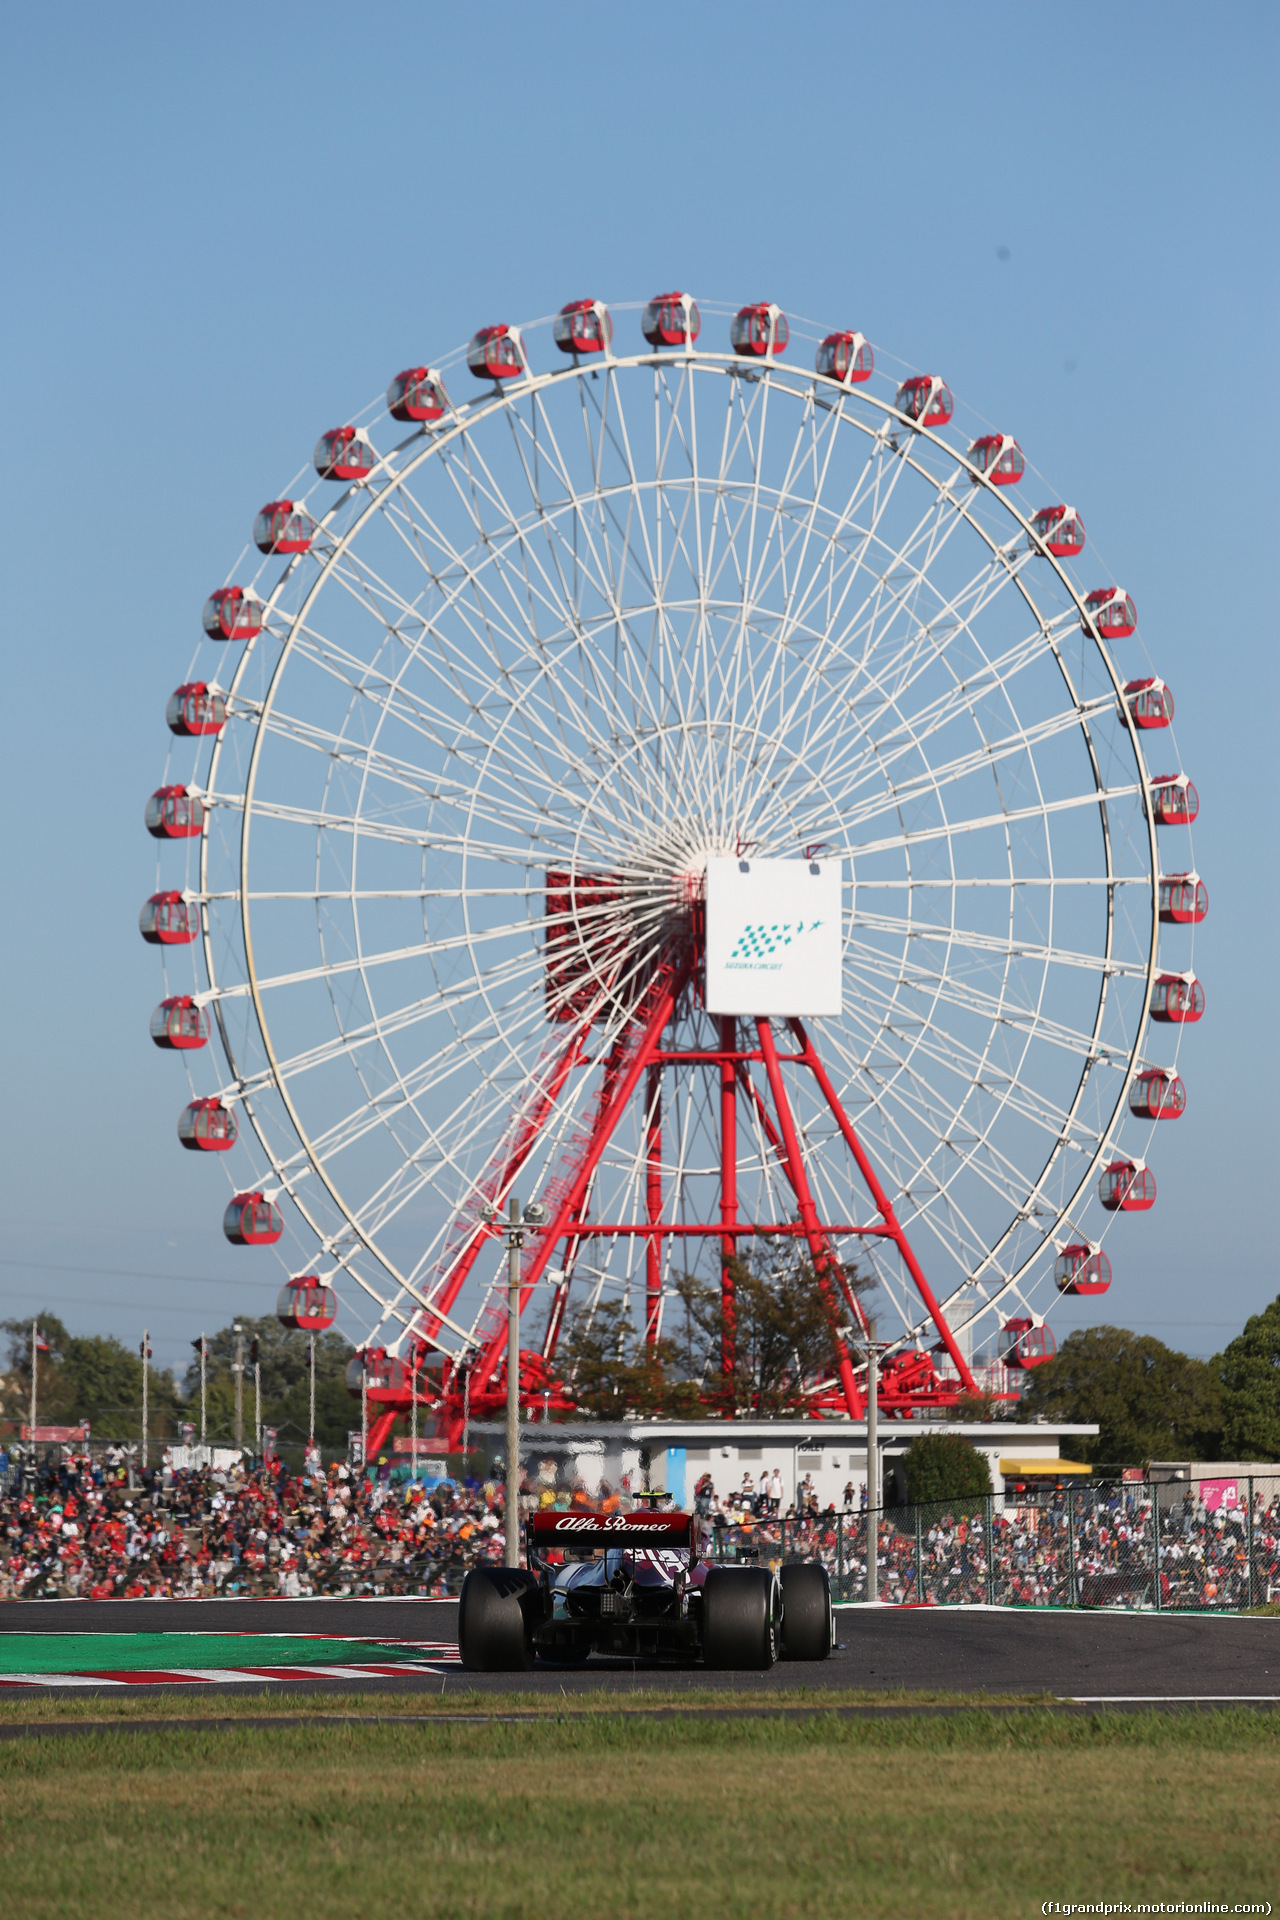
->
xmin=529 ymin=1510 xmax=693 ymax=1550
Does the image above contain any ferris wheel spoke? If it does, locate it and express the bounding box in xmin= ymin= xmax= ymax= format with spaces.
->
xmin=817 ymin=1016 xmax=1099 ymax=1241
xmin=720 ymin=402 xmax=853 ymax=757
xmin=847 ymin=911 xmax=1139 ymax=977
xmin=803 ymin=614 xmax=1071 ymax=815
xmin=262 ymin=655 xmax=674 ymax=862
xmin=846 ymin=784 xmax=1137 ymax=864
xmin=842 ymin=943 xmax=1131 ymax=1071
xmin=438 ymin=427 xmax=632 ymax=670
xmin=741 ymin=389 xmax=867 ymax=655
xmin=823 ymin=513 xmax=1043 ymax=720
xmin=836 ymin=982 xmax=1107 ymax=1166
xmin=794 ymin=696 xmax=1118 ymax=846
xmin=255 ymin=705 xmax=625 ymax=856
xmin=741 ymin=496 xmax=1030 ymax=816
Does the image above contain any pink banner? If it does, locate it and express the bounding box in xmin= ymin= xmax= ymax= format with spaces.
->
xmin=1201 ymin=1477 xmax=1240 ymax=1512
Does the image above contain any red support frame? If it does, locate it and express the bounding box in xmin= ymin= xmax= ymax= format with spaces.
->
xmin=644 ymin=1062 xmax=663 ymax=1347
xmin=391 ymin=936 xmax=985 ymax=1442
xmin=719 ymin=1014 xmax=738 ymax=1386
xmin=789 ymin=1019 xmax=978 ymax=1395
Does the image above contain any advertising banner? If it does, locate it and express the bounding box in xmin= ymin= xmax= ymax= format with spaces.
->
xmin=1200 ymin=1477 xmax=1241 ymax=1513
xmin=705 ymin=857 xmax=842 ymax=1017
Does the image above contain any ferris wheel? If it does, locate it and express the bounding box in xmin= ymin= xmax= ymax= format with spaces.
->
xmin=144 ymin=291 xmax=1204 ymax=1447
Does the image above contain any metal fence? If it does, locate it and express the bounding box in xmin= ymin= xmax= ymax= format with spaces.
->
xmin=710 ymin=1477 xmax=1279 ymax=1611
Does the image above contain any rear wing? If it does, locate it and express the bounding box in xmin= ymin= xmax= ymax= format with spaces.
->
xmin=530 ymin=1509 xmax=693 ymax=1550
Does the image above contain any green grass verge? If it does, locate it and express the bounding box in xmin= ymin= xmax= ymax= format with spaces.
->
xmin=0 ymin=1685 xmax=1054 ymax=1724
xmin=0 ymin=1710 xmax=1275 ymax=1919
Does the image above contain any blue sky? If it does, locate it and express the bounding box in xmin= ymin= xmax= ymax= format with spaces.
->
xmin=0 ymin=2 xmax=1275 ymax=1380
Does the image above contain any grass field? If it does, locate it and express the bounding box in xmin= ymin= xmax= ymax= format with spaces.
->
xmin=0 ymin=1702 xmax=1275 ymax=1919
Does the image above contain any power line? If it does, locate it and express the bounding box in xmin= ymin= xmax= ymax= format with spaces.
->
xmin=0 ymin=1255 xmax=271 ymax=1290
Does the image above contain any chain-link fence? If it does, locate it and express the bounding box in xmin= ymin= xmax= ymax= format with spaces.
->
xmin=710 ymin=1476 xmax=1280 ymax=1611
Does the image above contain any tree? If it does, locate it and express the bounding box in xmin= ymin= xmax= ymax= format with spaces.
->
xmin=555 ymin=1240 xmax=870 ymax=1418
xmin=1217 ymin=1296 xmax=1280 ymax=1460
xmin=185 ymin=1316 xmax=355 ymax=1449
xmin=555 ymin=1302 xmax=701 ymax=1420
xmin=672 ymin=1241 xmax=871 ymax=1414
xmin=63 ymin=1334 xmax=182 ymax=1436
xmin=1017 ymin=1325 xmax=1223 ymax=1465
xmin=2 ymin=1314 xmax=75 ymax=1427
xmin=902 ymin=1432 xmax=992 ymax=1505
xmin=1 ymin=1316 xmax=182 ymax=1439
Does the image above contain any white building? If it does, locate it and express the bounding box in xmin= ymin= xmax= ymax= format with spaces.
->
xmin=472 ymin=1417 xmax=1098 ymax=1508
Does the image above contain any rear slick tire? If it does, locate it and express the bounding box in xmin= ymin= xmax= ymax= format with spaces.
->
xmin=458 ymin=1566 xmax=540 ymax=1672
xmin=701 ymin=1567 xmax=779 ymax=1670
xmin=779 ymin=1561 xmax=833 ymax=1660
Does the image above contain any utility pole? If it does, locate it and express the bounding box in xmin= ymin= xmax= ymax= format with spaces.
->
xmin=410 ymin=1344 xmax=419 ymax=1482
xmin=461 ymin=1360 xmax=471 ymax=1484
xmin=140 ymin=1331 xmax=151 ymax=1469
xmin=505 ymin=1194 xmax=524 ymax=1568
xmin=200 ymin=1334 xmax=207 ymax=1448
xmin=360 ymin=1351 xmax=368 ymax=1474
xmin=308 ymin=1332 xmax=316 ymax=1451
xmin=866 ymin=1318 xmax=879 ymax=1605
xmin=250 ymin=1339 xmax=261 ymax=1456
xmin=233 ymin=1324 xmax=244 ymax=1451
xmin=29 ymin=1318 xmax=38 ymax=1465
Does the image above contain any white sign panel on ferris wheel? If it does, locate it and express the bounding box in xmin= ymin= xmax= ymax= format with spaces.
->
xmin=704 ymin=858 xmax=843 ymax=1017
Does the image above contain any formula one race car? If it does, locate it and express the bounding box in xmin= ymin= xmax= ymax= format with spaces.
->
xmin=458 ymin=1508 xmax=832 ymax=1671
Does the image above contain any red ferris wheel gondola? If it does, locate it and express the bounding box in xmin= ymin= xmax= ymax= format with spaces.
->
xmin=815 ymin=331 xmax=873 ymax=384
xmin=177 ymin=1097 xmax=237 ymax=1152
xmin=145 ymin=785 xmax=205 ymax=840
xmin=967 ymin=434 xmax=1025 ymax=485
xmin=1083 ymin=586 xmax=1137 ymax=639
xmin=1129 ymin=1070 xmax=1185 ymax=1120
xmin=150 ymin=996 xmax=209 ymax=1050
xmin=1124 ymin=677 xmax=1174 ymax=729
xmin=1098 ymin=1160 xmax=1157 ymax=1212
xmin=387 ymin=366 xmax=449 ymax=423
xmin=139 ymin=891 xmax=200 ymax=946
xmin=895 ymin=374 xmax=954 ymax=426
xmin=278 ymin=1277 xmax=337 ymax=1332
xmin=467 ymin=325 xmax=526 ymax=381
xmin=314 ymin=427 xmax=376 ymax=482
xmin=223 ymin=1191 xmax=284 ymax=1246
xmin=1054 ymin=1245 xmax=1113 ymax=1294
xmin=166 ymin=683 xmax=226 ymax=738
xmin=345 ymin=1346 xmax=408 ymax=1397
xmin=1150 ymin=773 xmax=1199 ymax=826
xmin=1002 ymin=1318 xmax=1057 ymax=1367
xmin=731 ymin=303 xmax=788 ymax=358
xmin=202 ymin=587 xmax=263 ymax=642
xmin=1150 ymin=972 xmax=1205 ymax=1024
xmin=1032 ymin=505 xmax=1086 ymax=556
xmin=1159 ymin=873 xmax=1208 ymax=924
xmin=641 ymin=292 xmax=700 ymax=348
xmin=553 ymin=299 xmax=613 ymax=355
xmin=254 ymin=500 xmax=316 ymax=554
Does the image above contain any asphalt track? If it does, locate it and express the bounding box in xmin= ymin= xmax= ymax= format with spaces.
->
xmin=0 ymin=1598 xmax=1275 ymax=1698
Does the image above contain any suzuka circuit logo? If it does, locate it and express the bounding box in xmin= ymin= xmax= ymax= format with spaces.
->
xmin=726 ymin=919 xmax=825 ymax=972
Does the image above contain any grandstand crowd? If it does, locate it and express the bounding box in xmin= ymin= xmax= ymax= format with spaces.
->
xmin=0 ymin=1443 xmax=1275 ymax=1608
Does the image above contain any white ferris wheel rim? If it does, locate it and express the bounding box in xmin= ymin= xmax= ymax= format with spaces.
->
xmin=156 ymin=307 xmax=1191 ymax=1365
